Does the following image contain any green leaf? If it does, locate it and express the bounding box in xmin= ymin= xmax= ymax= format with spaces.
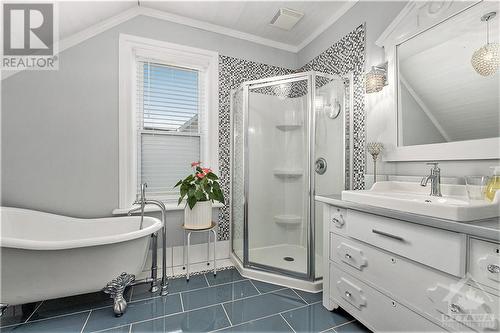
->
xmin=187 ymin=196 xmax=197 ymax=209
xmin=206 ymin=173 xmax=218 ymax=180
xmin=195 ymin=189 xmax=205 ymax=200
xmin=174 ymin=179 xmax=183 ymax=188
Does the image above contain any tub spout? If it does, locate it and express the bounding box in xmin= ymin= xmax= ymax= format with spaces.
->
xmin=103 ymin=272 xmax=135 ymax=317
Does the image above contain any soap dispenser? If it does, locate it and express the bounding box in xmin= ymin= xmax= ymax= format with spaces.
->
xmin=485 ymin=166 xmax=500 ymax=202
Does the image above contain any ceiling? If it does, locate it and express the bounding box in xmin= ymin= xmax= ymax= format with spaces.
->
xmin=56 ymin=1 xmax=357 ymax=51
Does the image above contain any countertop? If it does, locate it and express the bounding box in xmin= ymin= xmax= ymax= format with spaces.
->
xmin=315 ymin=195 xmax=500 ymax=242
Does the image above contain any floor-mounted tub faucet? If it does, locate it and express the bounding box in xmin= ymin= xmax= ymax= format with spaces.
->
xmin=128 ymin=183 xmax=147 ymax=229
xmin=127 ymin=183 xmax=168 ymax=297
xmin=421 ymin=162 xmax=442 ymax=197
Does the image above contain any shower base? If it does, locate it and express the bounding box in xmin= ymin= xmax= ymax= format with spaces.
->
xmin=232 ymin=244 xmax=323 ymax=292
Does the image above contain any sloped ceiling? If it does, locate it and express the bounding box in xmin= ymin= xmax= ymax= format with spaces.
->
xmin=55 ymin=1 xmax=356 ymax=50
xmin=399 ymin=1 xmax=500 ymax=142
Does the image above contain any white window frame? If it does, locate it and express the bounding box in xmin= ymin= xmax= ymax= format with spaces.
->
xmin=118 ymin=34 xmax=219 ymax=209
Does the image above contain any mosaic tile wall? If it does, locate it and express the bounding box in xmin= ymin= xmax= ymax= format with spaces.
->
xmin=216 ymin=57 xmax=293 ymax=240
xmin=297 ymin=24 xmax=366 ymax=192
xmin=217 ymin=24 xmax=366 ymax=241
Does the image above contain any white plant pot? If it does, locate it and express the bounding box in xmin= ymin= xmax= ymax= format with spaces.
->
xmin=184 ymin=201 xmax=212 ymax=229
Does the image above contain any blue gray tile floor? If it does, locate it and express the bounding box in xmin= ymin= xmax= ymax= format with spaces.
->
xmin=0 ymin=269 xmax=371 ymax=333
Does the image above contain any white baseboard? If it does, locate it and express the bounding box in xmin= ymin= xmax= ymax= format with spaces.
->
xmin=137 ymin=240 xmax=232 ymax=280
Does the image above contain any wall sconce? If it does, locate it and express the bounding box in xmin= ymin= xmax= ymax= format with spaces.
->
xmin=365 ymin=62 xmax=388 ymax=94
xmin=471 ymin=11 xmax=499 ymax=77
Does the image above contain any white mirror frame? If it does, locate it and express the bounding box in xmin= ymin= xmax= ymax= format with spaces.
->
xmin=376 ymin=0 xmax=500 ymax=161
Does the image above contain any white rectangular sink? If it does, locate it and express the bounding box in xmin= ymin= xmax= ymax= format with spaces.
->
xmin=342 ymin=181 xmax=500 ymax=221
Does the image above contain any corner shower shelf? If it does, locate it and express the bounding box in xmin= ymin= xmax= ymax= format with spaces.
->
xmin=273 ymin=169 xmax=303 ymax=178
xmin=274 ymin=215 xmax=302 ymax=226
xmin=276 ymin=124 xmax=302 ymax=131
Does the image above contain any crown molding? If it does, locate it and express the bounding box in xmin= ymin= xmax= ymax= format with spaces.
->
xmin=1 ymin=3 xmax=359 ymax=80
xmin=296 ymin=0 xmax=358 ymax=51
xmin=139 ymin=7 xmax=298 ymax=52
xmin=1 ymin=6 xmax=140 ymax=80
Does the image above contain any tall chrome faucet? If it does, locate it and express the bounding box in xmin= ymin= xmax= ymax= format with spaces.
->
xmin=420 ymin=162 xmax=442 ymax=197
xmin=127 ymin=182 xmax=168 ymax=296
xmin=128 ymin=183 xmax=148 ymax=229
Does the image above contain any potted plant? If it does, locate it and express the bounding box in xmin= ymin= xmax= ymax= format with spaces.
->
xmin=174 ymin=162 xmax=224 ymax=229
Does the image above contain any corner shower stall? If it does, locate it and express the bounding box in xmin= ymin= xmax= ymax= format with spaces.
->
xmin=231 ymin=71 xmax=352 ymax=285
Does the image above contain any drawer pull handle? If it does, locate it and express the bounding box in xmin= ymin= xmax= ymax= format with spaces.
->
xmin=449 ymin=304 xmax=461 ymax=313
xmin=487 ymin=264 xmax=500 ymax=273
xmin=332 ymin=217 xmax=345 ymax=228
xmin=345 ymin=291 xmax=352 ymax=298
xmin=372 ymin=229 xmax=404 ymax=242
xmin=345 ymin=253 xmax=352 ymax=259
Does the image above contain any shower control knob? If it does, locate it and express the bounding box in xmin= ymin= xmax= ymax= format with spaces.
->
xmin=345 ymin=253 xmax=352 ymax=259
xmin=345 ymin=291 xmax=352 ymax=298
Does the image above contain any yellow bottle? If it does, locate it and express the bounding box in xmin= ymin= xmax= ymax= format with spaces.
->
xmin=485 ymin=166 xmax=500 ymax=202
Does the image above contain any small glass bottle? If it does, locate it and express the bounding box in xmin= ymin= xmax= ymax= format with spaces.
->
xmin=485 ymin=166 xmax=500 ymax=202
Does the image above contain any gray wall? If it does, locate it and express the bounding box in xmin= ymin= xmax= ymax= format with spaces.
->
xmin=1 ymin=15 xmax=296 ymax=220
xmin=297 ymin=1 xmax=407 ymax=68
xmin=298 ymin=0 xmax=499 ymax=180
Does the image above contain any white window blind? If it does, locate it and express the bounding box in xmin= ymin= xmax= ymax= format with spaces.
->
xmin=136 ymin=59 xmax=203 ymax=198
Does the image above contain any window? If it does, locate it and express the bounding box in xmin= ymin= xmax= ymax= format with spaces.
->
xmin=137 ymin=62 xmax=201 ymax=199
xmin=118 ymin=35 xmax=218 ymax=209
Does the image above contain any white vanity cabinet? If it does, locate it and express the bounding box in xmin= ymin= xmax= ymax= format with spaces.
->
xmin=322 ymin=204 xmax=500 ymax=332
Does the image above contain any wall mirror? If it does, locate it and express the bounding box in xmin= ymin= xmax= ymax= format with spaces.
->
xmin=398 ymin=2 xmax=499 ymax=146
xmin=377 ymin=1 xmax=500 ymax=161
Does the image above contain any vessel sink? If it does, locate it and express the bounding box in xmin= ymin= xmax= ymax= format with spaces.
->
xmin=342 ymin=181 xmax=500 ymax=221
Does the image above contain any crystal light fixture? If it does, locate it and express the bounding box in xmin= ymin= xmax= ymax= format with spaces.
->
xmin=365 ymin=63 xmax=388 ymax=94
xmin=367 ymin=142 xmax=384 ymax=183
xmin=471 ymin=12 xmax=499 ymax=76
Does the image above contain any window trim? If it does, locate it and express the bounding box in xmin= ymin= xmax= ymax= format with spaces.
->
xmin=118 ymin=34 xmax=219 ymax=209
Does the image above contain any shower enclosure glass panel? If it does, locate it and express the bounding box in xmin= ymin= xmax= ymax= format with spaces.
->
xmin=231 ymin=72 xmax=349 ymax=281
xmin=247 ymin=78 xmax=310 ymax=277
xmin=313 ymin=76 xmax=346 ymax=278
xmin=231 ymin=87 xmax=245 ymax=262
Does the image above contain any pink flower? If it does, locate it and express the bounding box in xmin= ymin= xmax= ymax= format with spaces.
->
xmin=191 ymin=161 xmax=201 ymax=167
xmin=196 ymin=173 xmax=205 ymax=179
xmin=201 ymin=167 xmax=212 ymax=174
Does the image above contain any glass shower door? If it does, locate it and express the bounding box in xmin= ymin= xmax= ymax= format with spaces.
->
xmin=313 ymin=75 xmax=346 ymax=279
xmin=246 ymin=77 xmax=310 ymax=277
xmin=231 ymin=87 xmax=245 ymax=262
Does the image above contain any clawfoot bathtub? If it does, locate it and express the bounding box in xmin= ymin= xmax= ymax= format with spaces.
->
xmin=0 ymin=206 xmax=162 ymax=316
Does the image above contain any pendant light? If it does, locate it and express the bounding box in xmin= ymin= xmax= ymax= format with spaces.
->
xmin=471 ymin=12 xmax=499 ymax=76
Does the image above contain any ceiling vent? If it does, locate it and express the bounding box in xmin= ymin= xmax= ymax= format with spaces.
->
xmin=269 ymin=8 xmax=304 ymax=31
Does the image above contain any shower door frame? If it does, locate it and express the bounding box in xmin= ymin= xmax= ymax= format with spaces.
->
xmin=231 ymin=71 xmax=350 ymax=281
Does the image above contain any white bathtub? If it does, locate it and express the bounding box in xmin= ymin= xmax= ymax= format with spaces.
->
xmin=0 ymin=206 xmax=162 ymax=305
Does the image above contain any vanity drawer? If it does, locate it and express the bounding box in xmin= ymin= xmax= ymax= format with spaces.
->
xmin=329 ymin=263 xmax=444 ymax=332
xmin=346 ymin=210 xmax=466 ymax=276
xmin=330 ymin=233 xmax=487 ymax=332
xmin=328 ymin=206 xmax=347 ymax=236
xmin=469 ymin=238 xmax=500 ymax=291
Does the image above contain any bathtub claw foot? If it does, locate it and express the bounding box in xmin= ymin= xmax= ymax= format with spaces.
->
xmin=103 ymin=272 xmax=135 ymax=317
xmin=0 ymin=304 xmax=8 ymax=317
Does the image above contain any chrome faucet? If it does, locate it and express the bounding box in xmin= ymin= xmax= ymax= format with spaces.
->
xmin=128 ymin=183 xmax=147 ymax=229
xmin=420 ymin=162 xmax=442 ymax=197
xmin=127 ymin=182 xmax=168 ymax=296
